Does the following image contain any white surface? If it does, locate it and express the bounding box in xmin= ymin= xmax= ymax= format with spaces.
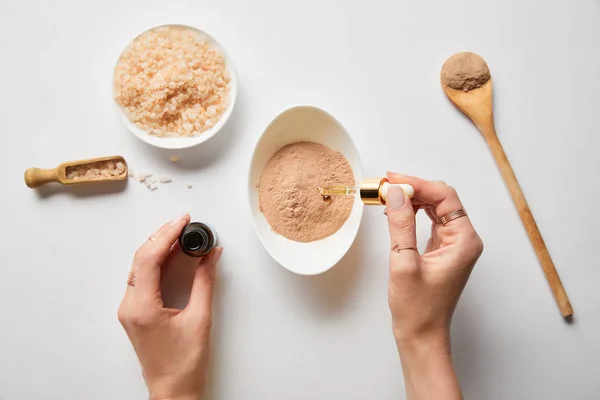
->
xmin=1 ymin=0 xmax=599 ymax=399
xmin=115 ymin=24 xmax=238 ymax=150
xmin=248 ymin=106 xmax=364 ymax=275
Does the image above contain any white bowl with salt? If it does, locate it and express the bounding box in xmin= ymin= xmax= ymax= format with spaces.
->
xmin=113 ymin=24 xmax=237 ymax=150
xmin=248 ymin=106 xmax=364 ymax=275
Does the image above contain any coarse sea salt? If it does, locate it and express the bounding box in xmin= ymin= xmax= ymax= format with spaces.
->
xmin=113 ymin=26 xmax=230 ymax=138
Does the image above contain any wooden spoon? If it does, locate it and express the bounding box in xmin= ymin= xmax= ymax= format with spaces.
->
xmin=441 ymin=52 xmax=573 ymax=318
xmin=24 ymin=155 xmax=128 ymax=188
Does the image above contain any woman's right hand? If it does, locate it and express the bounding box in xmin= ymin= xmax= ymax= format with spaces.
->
xmin=384 ymin=173 xmax=483 ymax=400
xmin=118 ymin=214 xmax=222 ymax=400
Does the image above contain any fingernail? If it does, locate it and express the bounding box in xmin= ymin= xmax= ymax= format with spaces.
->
xmin=170 ymin=213 xmax=189 ymax=225
xmin=388 ymin=185 xmax=405 ymax=210
xmin=212 ymin=247 xmax=223 ymax=264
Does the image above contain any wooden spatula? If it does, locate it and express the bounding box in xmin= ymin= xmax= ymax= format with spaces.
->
xmin=441 ymin=52 xmax=573 ymax=318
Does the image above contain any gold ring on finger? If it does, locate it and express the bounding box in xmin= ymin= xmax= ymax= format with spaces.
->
xmin=391 ymin=244 xmax=418 ymax=253
xmin=440 ymin=209 xmax=467 ymax=225
xmin=127 ymin=272 xmax=136 ymax=287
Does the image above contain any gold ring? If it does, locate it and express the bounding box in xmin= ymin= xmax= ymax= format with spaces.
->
xmin=440 ymin=209 xmax=467 ymax=225
xmin=127 ymin=272 xmax=136 ymax=287
xmin=148 ymin=236 xmax=157 ymax=242
xmin=391 ymin=244 xmax=418 ymax=253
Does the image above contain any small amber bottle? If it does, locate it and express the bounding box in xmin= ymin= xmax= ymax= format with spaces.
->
xmin=179 ymin=222 xmax=218 ymax=257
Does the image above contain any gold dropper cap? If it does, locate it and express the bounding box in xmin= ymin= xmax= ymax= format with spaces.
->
xmin=360 ymin=177 xmax=388 ymax=205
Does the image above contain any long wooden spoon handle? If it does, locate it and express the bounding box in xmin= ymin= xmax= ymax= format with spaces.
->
xmin=24 ymin=168 xmax=61 ymax=188
xmin=482 ymin=128 xmax=573 ymax=317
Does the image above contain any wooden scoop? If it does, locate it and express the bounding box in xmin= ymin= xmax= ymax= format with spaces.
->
xmin=24 ymin=155 xmax=128 ymax=188
xmin=441 ymin=52 xmax=573 ymax=318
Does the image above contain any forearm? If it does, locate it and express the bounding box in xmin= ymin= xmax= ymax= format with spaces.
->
xmin=396 ymin=334 xmax=463 ymax=400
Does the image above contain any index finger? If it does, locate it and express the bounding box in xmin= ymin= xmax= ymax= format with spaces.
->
xmin=387 ymin=173 xmax=471 ymax=229
xmin=130 ymin=213 xmax=191 ymax=300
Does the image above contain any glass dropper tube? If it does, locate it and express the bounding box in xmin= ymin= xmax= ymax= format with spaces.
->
xmin=319 ymin=178 xmax=387 ymax=205
xmin=319 ymin=178 xmax=414 ymax=206
xmin=318 ymin=186 xmax=361 ymax=196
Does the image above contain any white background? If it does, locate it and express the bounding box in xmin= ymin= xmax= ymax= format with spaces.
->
xmin=1 ymin=0 xmax=599 ymax=399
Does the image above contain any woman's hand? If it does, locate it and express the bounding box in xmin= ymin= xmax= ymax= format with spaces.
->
xmin=118 ymin=213 xmax=223 ymax=400
xmin=385 ymin=173 xmax=483 ymax=400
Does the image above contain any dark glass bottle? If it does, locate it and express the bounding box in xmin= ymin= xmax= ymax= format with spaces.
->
xmin=178 ymin=222 xmax=217 ymax=257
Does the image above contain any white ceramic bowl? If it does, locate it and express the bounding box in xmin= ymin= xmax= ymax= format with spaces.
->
xmin=248 ymin=106 xmax=364 ymax=275
xmin=113 ymin=24 xmax=238 ymax=150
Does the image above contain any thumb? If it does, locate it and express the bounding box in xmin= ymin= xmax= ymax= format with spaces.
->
xmin=185 ymin=247 xmax=222 ymax=325
xmin=386 ymin=185 xmax=417 ymax=253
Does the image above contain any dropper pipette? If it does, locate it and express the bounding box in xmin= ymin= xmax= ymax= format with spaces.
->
xmin=318 ymin=178 xmax=414 ymax=206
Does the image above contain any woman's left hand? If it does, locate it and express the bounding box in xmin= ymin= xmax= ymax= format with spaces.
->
xmin=118 ymin=213 xmax=223 ymax=400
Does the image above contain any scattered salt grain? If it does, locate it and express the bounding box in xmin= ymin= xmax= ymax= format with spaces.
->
xmin=138 ymin=173 xmax=153 ymax=182
xmin=126 ymin=167 xmax=175 ymax=191
xmin=144 ymin=180 xmax=158 ymax=191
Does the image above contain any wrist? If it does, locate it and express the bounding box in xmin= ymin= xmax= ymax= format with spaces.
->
xmin=147 ymin=378 xmax=204 ymax=400
xmin=149 ymin=391 xmax=201 ymax=400
xmin=150 ymin=396 xmax=200 ymax=400
xmin=395 ymin=328 xmax=451 ymax=355
xmin=395 ymin=329 xmax=462 ymax=400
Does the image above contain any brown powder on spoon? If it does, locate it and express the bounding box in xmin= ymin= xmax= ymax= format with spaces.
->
xmin=258 ymin=142 xmax=355 ymax=242
xmin=441 ymin=52 xmax=491 ymax=92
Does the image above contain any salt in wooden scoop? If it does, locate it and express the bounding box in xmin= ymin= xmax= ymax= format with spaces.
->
xmin=24 ymin=155 xmax=128 ymax=188
xmin=441 ymin=52 xmax=573 ymax=317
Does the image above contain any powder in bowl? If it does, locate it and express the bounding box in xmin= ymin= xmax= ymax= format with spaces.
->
xmin=258 ymin=142 xmax=355 ymax=242
xmin=114 ymin=26 xmax=231 ymax=138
